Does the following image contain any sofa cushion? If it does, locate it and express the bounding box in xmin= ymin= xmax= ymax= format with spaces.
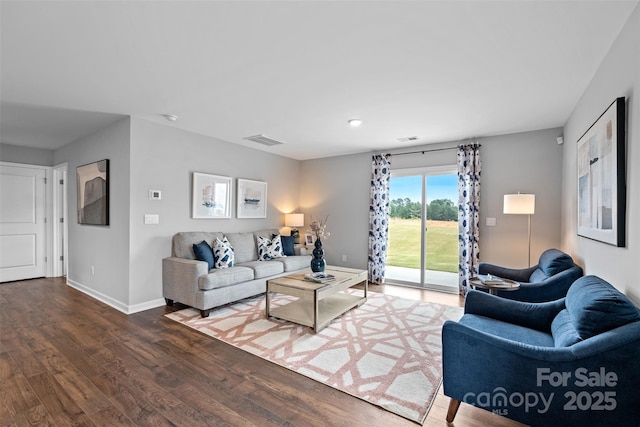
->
xmin=276 ymin=255 xmax=311 ymax=272
xmin=198 ymin=266 xmax=254 ymax=290
xmin=566 ymin=275 xmax=640 ymax=340
xmin=172 ymin=232 xmax=224 ymax=259
xmin=193 ymin=240 xmax=215 ymax=270
xmin=551 ymin=309 xmax=582 ymax=347
xmin=225 ymin=232 xmax=256 ymax=264
xmin=537 ymin=249 xmax=574 ymax=278
xmin=237 ymin=260 xmax=284 ymax=279
xmin=257 ymin=235 xmax=285 ymax=260
xmin=213 ymin=237 xmax=234 ymax=269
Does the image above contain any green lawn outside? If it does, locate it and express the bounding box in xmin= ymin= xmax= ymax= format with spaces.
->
xmin=387 ymin=218 xmax=458 ymax=273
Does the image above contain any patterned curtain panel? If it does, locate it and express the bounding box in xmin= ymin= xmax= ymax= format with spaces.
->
xmin=457 ymin=144 xmax=481 ymax=295
xmin=368 ymin=154 xmax=391 ymax=285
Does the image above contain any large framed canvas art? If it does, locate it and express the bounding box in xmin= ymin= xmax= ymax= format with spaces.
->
xmin=577 ymin=97 xmax=626 ymax=247
xmin=77 ymin=159 xmax=109 ymax=226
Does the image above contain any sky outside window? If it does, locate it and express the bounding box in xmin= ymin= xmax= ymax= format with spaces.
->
xmin=390 ymin=174 xmax=457 ymax=203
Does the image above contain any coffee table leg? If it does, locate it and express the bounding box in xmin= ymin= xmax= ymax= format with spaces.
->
xmin=314 ymin=292 xmax=319 ymax=332
xmin=266 ymin=288 xmax=271 ymax=318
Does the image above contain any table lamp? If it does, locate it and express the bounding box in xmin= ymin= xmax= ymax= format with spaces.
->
xmin=285 ymin=213 xmax=304 ymax=243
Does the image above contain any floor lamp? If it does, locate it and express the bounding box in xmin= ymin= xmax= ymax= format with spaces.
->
xmin=503 ymin=193 xmax=536 ymax=267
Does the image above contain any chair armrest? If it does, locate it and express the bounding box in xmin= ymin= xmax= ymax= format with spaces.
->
xmin=498 ymin=266 xmax=584 ymax=302
xmin=478 ymin=262 xmax=536 ymax=282
xmin=464 ymin=290 xmax=565 ymax=332
xmin=443 ymin=317 xmax=640 ymax=363
xmin=162 ymin=257 xmax=209 ymax=307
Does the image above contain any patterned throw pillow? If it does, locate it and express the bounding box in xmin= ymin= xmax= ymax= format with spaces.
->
xmin=213 ymin=237 xmax=234 ymax=269
xmin=257 ymin=235 xmax=285 ymax=261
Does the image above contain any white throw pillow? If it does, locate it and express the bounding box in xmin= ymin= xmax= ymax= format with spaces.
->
xmin=213 ymin=237 xmax=234 ymax=268
xmin=257 ymin=235 xmax=285 ymax=261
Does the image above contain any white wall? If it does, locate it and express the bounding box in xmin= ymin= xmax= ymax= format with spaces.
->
xmin=299 ymin=127 xmax=564 ymax=271
xmin=0 ymin=143 xmax=53 ymax=166
xmin=53 ymin=118 xmax=132 ymax=310
xmin=299 ymin=152 xmax=372 ymax=269
xmin=561 ymin=3 xmax=640 ymax=302
xmin=479 ymin=129 xmax=564 ymax=268
xmin=128 ymin=118 xmax=301 ymax=307
xmin=51 ymin=117 xmax=301 ymax=312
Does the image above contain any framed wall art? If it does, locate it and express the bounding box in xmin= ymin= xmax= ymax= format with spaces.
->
xmin=237 ymin=179 xmax=267 ymax=218
xmin=192 ymin=173 xmax=232 ymax=219
xmin=304 ymin=233 xmax=314 ymax=246
xmin=577 ymin=97 xmax=626 ymax=247
xmin=77 ymin=159 xmax=109 ymax=225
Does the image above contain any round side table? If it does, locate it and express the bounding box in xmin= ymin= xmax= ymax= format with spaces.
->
xmin=469 ymin=277 xmax=520 ymax=295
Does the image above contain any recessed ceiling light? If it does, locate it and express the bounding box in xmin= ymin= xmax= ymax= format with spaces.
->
xmin=348 ymin=119 xmax=363 ymax=127
xmin=161 ymin=114 xmax=178 ymax=122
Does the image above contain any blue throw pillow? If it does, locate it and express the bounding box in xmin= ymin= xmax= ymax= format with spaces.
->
xmin=566 ymin=275 xmax=640 ymax=340
xmin=193 ymin=240 xmax=215 ymax=270
xmin=275 ymin=234 xmax=296 ymax=256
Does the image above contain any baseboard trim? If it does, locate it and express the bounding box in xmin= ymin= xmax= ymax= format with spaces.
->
xmin=128 ymin=298 xmax=167 ymax=314
xmin=66 ymin=279 xmax=165 ymax=314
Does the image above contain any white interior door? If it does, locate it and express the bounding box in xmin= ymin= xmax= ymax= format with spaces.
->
xmin=0 ymin=164 xmax=47 ymax=282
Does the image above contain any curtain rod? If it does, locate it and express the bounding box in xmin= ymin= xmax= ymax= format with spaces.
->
xmin=391 ymin=147 xmax=456 ymax=157
xmin=390 ymin=143 xmax=481 ymax=157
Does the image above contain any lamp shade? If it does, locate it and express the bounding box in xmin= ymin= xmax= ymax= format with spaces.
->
xmin=503 ymin=194 xmax=535 ymax=215
xmin=285 ymin=213 xmax=304 ymax=227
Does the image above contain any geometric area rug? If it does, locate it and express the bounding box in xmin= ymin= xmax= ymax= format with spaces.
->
xmin=165 ymin=292 xmax=463 ymax=424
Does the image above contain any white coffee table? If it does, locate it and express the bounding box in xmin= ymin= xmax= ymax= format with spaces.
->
xmin=266 ymin=266 xmax=367 ymax=332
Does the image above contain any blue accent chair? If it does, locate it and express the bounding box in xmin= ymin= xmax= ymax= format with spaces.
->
xmin=442 ymin=275 xmax=640 ymax=426
xmin=478 ymin=248 xmax=583 ymax=302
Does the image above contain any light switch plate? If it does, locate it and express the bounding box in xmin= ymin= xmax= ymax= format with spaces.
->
xmin=486 ymin=217 xmax=497 ymax=226
xmin=144 ymin=214 xmax=159 ymax=224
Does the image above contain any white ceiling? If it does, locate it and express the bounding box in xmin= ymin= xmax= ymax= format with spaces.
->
xmin=1 ymin=1 xmax=637 ymax=160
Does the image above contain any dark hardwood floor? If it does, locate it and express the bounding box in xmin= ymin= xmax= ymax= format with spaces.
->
xmin=0 ymin=277 xmax=524 ymax=426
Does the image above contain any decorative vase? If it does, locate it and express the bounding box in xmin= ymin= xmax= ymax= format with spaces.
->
xmin=310 ymin=239 xmax=326 ymax=273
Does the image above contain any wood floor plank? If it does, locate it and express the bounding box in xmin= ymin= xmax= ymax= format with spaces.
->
xmin=10 ymin=403 xmax=57 ymax=427
xmin=88 ymin=406 xmax=137 ymax=427
xmin=0 ymin=277 xmax=526 ymax=426
xmin=89 ymin=371 xmax=174 ymax=426
xmin=0 ymin=373 xmax=41 ymax=418
xmin=50 ymin=363 xmax=111 ymax=416
xmin=26 ymin=372 xmax=95 ymax=427
xmin=0 ymin=353 xmax=18 ymax=382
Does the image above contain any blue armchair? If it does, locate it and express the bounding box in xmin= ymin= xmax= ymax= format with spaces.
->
xmin=478 ymin=248 xmax=583 ymax=302
xmin=442 ymin=275 xmax=640 ymax=426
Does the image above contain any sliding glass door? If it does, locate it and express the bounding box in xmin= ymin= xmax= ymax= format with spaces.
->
xmin=386 ymin=166 xmax=458 ymax=292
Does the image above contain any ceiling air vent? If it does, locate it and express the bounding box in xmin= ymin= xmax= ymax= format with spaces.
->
xmin=397 ymin=136 xmax=420 ymax=143
xmin=243 ymin=134 xmax=286 ymax=146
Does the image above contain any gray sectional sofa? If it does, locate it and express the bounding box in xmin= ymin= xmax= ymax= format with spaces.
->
xmin=162 ymin=229 xmax=311 ymax=317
